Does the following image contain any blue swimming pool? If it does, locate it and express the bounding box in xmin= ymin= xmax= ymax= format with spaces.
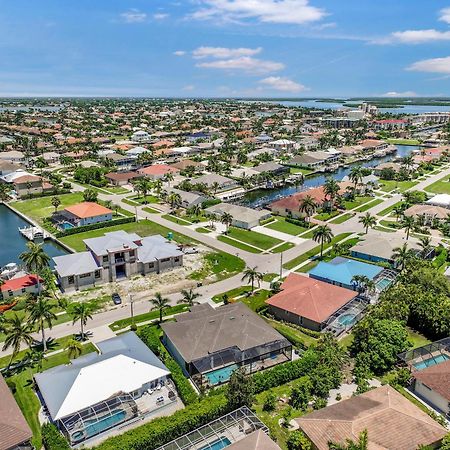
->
xmin=71 ymin=409 xmax=127 ymax=442
xmin=338 ymin=314 xmax=357 ymax=327
xmin=204 ymin=364 xmax=238 ymax=385
xmin=199 ymin=437 xmax=232 ymax=450
xmin=59 ymin=221 xmax=74 ymax=230
xmin=413 ymin=354 xmax=450 ymax=370
xmin=376 ymin=277 xmax=392 ymax=291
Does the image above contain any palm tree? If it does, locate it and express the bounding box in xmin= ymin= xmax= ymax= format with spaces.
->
xmin=2 ymin=315 xmax=34 ymax=369
xmin=358 ymin=212 xmax=376 ymax=234
xmin=211 ymin=181 xmax=221 ymax=195
xmin=167 ymin=192 xmax=182 ymax=211
xmin=299 ymin=195 xmax=317 ymax=225
xmin=191 ymin=204 xmax=202 ymax=218
xmin=349 ymin=165 xmax=363 ymax=190
xmin=150 ymin=292 xmax=170 ymax=323
xmin=65 ymin=338 xmax=83 ymax=360
xmin=418 ymin=236 xmax=432 ymax=258
xmin=351 ymin=275 xmax=372 ymax=294
xmin=400 ymin=215 xmax=415 ymax=240
xmin=221 ymin=212 xmax=234 ymax=234
xmin=241 ymin=266 xmax=263 ymax=293
xmin=179 ymin=288 xmax=200 ymax=306
xmin=69 ymin=302 xmax=95 ymax=340
xmin=82 ymin=188 xmax=98 ymax=202
xmin=312 ymin=225 xmax=334 ymax=258
xmin=164 ymin=172 xmax=174 ymax=188
xmin=26 ymin=296 xmax=57 ymax=352
xmin=51 ymin=196 xmax=61 ymax=213
xmin=323 ymin=177 xmax=340 ymax=211
xmin=392 ymin=243 xmax=414 ymax=271
xmin=393 ymin=205 xmax=404 ymax=222
xmin=0 ymin=183 xmax=10 ymax=201
xmin=328 ymin=430 xmax=368 ymax=450
xmin=20 ymin=242 xmax=50 ymax=273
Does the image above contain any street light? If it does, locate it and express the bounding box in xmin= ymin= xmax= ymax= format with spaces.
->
xmin=129 ymin=294 xmax=135 ymax=329
xmin=279 ymin=251 xmax=283 ymax=279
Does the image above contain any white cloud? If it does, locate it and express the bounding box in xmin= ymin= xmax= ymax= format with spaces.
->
xmin=182 ymin=85 xmax=195 ymax=91
xmin=407 ymin=56 xmax=450 ymax=74
xmin=120 ymin=9 xmax=147 ymax=23
xmin=153 ymin=13 xmax=169 ymax=20
xmin=384 ymin=29 xmax=450 ymax=44
xmin=174 ymin=50 xmax=187 ymax=56
xmin=440 ymin=7 xmax=450 ymax=24
xmin=381 ymin=91 xmax=418 ymax=98
xmin=259 ymin=76 xmax=307 ymax=93
xmin=190 ymin=0 xmax=326 ymax=25
xmin=192 ymin=46 xmax=262 ymax=59
xmin=196 ymin=56 xmax=284 ymax=74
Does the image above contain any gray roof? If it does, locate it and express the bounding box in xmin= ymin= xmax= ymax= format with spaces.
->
xmin=162 ymin=303 xmax=287 ymax=364
xmin=193 ymin=173 xmax=234 ymax=187
xmin=253 ymin=162 xmax=286 ymax=173
xmin=168 ymin=187 xmax=207 ymax=205
xmin=53 ymin=251 xmax=100 ymax=277
xmin=84 ymin=230 xmax=140 ymax=256
xmin=205 ymin=203 xmax=271 ymax=223
xmin=137 ymin=235 xmax=183 ymax=263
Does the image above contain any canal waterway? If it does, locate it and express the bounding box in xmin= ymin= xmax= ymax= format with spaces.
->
xmin=0 ymin=204 xmax=68 ymax=267
xmin=241 ymin=144 xmax=419 ymax=208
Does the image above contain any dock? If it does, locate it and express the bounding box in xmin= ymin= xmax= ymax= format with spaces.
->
xmin=18 ymin=225 xmax=50 ymax=241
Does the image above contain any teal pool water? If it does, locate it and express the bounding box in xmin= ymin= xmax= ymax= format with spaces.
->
xmin=199 ymin=437 xmax=232 ymax=450
xmin=413 ymin=354 xmax=450 ymax=370
xmin=72 ymin=409 xmax=127 ymax=441
xmin=376 ymin=277 xmax=392 ymax=291
xmin=204 ymin=364 xmax=238 ymax=385
xmin=60 ymin=221 xmax=74 ymax=230
xmin=338 ymin=314 xmax=356 ymax=326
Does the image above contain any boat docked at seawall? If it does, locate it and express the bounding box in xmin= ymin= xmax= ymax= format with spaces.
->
xmin=0 ymin=262 xmax=19 ymax=280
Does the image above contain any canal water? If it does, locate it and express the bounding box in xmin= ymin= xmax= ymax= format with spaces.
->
xmin=241 ymin=144 xmax=419 ymax=208
xmin=0 ymin=204 xmax=68 ymax=267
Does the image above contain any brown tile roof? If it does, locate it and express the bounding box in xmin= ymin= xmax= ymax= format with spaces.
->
xmin=228 ymin=430 xmax=281 ymax=449
xmin=12 ymin=175 xmax=41 ymax=184
xmin=404 ymin=204 xmax=449 ymax=220
xmin=296 ymin=385 xmax=447 ymax=450
xmin=138 ymin=164 xmax=179 ymax=176
xmin=64 ymin=202 xmax=112 ymax=219
xmin=105 ymin=171 xmax=141 ymax=181
xmin=413 ymin=359 xmax=450 ymax=401
xmin=266 ymin=273 xmax=357 ymax=324
xmin=0 ymin=374 xmax=32 ymax=450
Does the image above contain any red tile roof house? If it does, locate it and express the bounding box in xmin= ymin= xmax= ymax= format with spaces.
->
xmin=269 ymin=182 xmax=352 ymax=219
xmin=56 ymin=202 xmax=113 ymax=228
xmin=137 ymin=164 xmax=180 ymax=180
xmin=0 ymin=274 xmax=42 ymax=300
xmin=266 ymin=273 xmax=358 ymax=331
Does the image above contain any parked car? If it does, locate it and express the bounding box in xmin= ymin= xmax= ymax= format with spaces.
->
xmin=112 ymin=293 xmax=122 ymax=305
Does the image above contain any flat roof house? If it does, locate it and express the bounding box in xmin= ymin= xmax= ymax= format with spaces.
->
xmin=266 ymin=273 xmax=359 ymax=332
xmin=34 ymin=332 xmax=179 ymax=446
xmin=55 ymin=202 xmax=113 ymax=228
xmin=161 ymin=303 xmax=292 ymax=389
xmin=308 ymin=257 xmax=383 ymax=291
xmin=0 ymin=373 xmax=33 ymax=450
xmin=296 ymin=385 xmax=447 ymax=450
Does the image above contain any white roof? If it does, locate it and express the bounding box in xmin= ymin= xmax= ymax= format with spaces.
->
xmin=34 ymin=332 xmax=170 ymax=420
xmin=0 ymin=169 xmax=33 ymax=183
xmin=53 ymin=252 xmax=100 ymax=277
xmin=426 ymin=194 xmax=450 ymax=207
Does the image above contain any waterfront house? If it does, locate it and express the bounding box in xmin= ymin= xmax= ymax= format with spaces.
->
xmin=165 ymin=187 xmax=208 ymax=209
xmin=0 ymin=274 xmax=42 ymax=300
xmin=170 ymin=159 xmax=205 ymax=173
xmin=296 ymin=385 xmax=447 ymax=450
xmin=266 ymin=273 xmax=358 ymax=332
xmin=0 ymin=160 xmax=24 ymax=176
xmin=137 ymin=164 xmax=180 ymax=180
xmin=269 ymin=139 xmax=296 ymax=151
xmin=53 ymin=231 xmax=183 ymax=291
xmin=0 ymin=169 xmax=53 ymax=197
xmin=0 ymin=150 xmax=25 ymax=163
xmin=55 ymin=202 xmax=113 ymax=228
xmin=161 ymin=303 xmax=292 ymax=388
xmin=205 ymin=203 xmax=271 ymax=230
xmin=34 ymin=332 xmax=178 ymax=446
xmin=341 ymin=174 xmax=379 ymax=193
xmin=0 ymin=373 xmax=33 ymax=450
xmin=253 ymin=162 xmax=289 ymax=177
xmin=193 ymin=173 xmax=239 ymax=193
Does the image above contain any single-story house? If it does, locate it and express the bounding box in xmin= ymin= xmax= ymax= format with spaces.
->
xmin=137 ymin=164 xmax=180 ymax=180
xmin=53 ymin=231 xmax=183 ymax=291
xmin=170 ymin=159 xmax=205 ymax=172
xmin=308 ymin=257 xmax=383 ymax=291
xmin=0 ymin=274 xmax=42 ymax=300
xmin=105 ymin=171 xmax=142 ymax=186
xmin=193 ymin=173 xmax=239 ymax=192
xmin=34 ymin=332 xmax=176 ymax=445
xmin=341 ymin=174 xmax=379 ymax=193
xmin=404 ymin=204 xmax=449 ymax=225
xmin=0 ymin=160 xmax=23 ymax=176
xmin=296 ymin=385 xmax=447 ymax=450
xmin=0 ymin=150 xmax=25 ymax=163
xmin=0 ymin=373 xmax=33 ymax=450
xmin=373 ymin=162 xmax=403 ymax=175
xmin=55 ymin=202 xmax=113 ymax=228
xmin=253 ymin=162 xmax=289 ymax=177
xmin=412 ymin=359 xmax=450 ymax=416
xmin=165 ymin=187 xmax=208 ymax=209
xmin=205 ymin=203 xmax=271 ymax=229
xmin=126 ymin=146 xmax=150 ymax=157
xmin=161 ymin=303 xmax=292 ymax=388
xmin=266 ymin=273 xmax=358 ymax=332
xmin=426 ymin=194 xmax=450 ymax=209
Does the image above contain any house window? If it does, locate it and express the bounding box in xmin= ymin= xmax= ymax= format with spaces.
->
xmin=68 ymin=276 xmax=74 ymax=285
xmin=148 ymin=262 xmax=155 ymax=269
xmin=95 ymin=270 xmax=101 ymax=279
xmin=160 ymin=258 xmax=170 ymax=263
xmin=21 ymin=288 xmax=26 ymax=293
xmin=103 ymin=255 xmax=108 ymax=263
xmin=8 ymin=290 xmax=13 ymax=297
xmin=79 ymin=273 xmax=90 ymax=279
xmin=129 ymin=250 xmax=135 ymax=258
xmin=174 ymin=257 xmax=180 ymax=262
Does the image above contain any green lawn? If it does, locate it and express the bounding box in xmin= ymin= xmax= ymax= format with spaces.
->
xmin=127 ymin=195 xmax=160 ymax=204
xmin=314 ymin=210 xmax=340 ymax=221
xmin=295 ymin=260 xmax=319 ymax=273
xmin=162 ymin=214 xmax=192 ymax=225
xmin=385 ymin=138 xmax=421 ymax=145
xmin=225 ymin=227 xmax=282 ymax=250
xmin=377 ymin=201 xmax=405 ymax=217
xmin=60 ymin=219 xmax=193 ymax=251
xmin=283 ymin=232 xmax=353 ymax=270
xmin=407 ymin=328 xmax=431 ymax=349
xmin=271 ymin=242 xmax=295 ymax=253
xmin=424 ymin=175 xmax=450 ymax=195
xmin=196 ymin=227 xmax=211 ymax=233
xmin=212 ymin=286 xmax=253 ymax=303
xmin=263 ymin=273 xmax=278 ymax=282
xmin=12 ymin=192 xmax=85 ymax=224
xmin=266 ymin=318 xmax=318 ymax=348
xmin=189 ymin=251 xmax=246 ymax=282
xmin=217 ymin=235 xmax=262 ymax=253
xmin=6 ymin=342 xmax=96 ymax=449
xmin=70 ymin=179 xmax=129 ymax=195
xmin=354 ymin=198 xmax=383 ymax=213
xmin=379 ymin=219 xmax=401 ymax=230
xmin=329 ymin=213 xmax=354 ymax=224
xmin=265 ymin=217 xmax=307 ymax=235
xmin=142 ymin=206 xmax=160 ymax=214
xmin=241 ymin=289 xmax=271 ymax=311
xmin=380 ymin=180 xmax=417 ymax=193
xmin=342 ymin=196 xmax=373 ymax=211
xmin=289 ymin=167 xmax=314 ymax=175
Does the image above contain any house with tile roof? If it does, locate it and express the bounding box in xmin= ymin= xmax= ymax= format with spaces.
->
xmin=0 ymin=274 xmax=42 ymax=300
xmin=57 ymin=202 xmax=113 ymax=227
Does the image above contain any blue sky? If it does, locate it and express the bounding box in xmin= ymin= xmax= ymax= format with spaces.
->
xmin=1 ymin=0 xmax=450 ymax=97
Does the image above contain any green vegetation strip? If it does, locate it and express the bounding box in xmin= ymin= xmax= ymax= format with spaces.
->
xmin=226 ymin=227 xmax=282 ymax=250
xmin=265 ymin=217 xmax=307 ymax=235
xmin=354 ymin=198 xmax=383 ymax=213
xmin=162 ymin=214 xmax=192 ymax=225
xmin=217 ymin=235 xmax=262 ymax=253
xmin=329 ymin=213 xmax=354 ymax=224
xmin=424 ymin=175 xmax=450 ymax=195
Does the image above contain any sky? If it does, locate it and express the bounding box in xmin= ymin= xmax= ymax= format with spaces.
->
xmin=1 ymin=0 xmax=450 ymax=98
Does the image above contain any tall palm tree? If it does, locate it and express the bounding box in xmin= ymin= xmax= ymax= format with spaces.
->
xmin=400 ymin=215 xmax=415 ymax=240
xmin=221 ymin=212 xmax=234 ymax=234
xmin=167 ymin=192 xmax=182 ymax=211
xmin=150 ymin=292 xmax=170 ymax=323
xmin=418 ymin=236 xmax=433 ymax=258
xmin=65 ymin=338 xmax=83 ymax=360
xmin=191 ymin=204 xmax=202 ymax=218
xmin=392 ymin=243 xmax=414 ymax=271
xmin=2 ymin=314 xmax=34 ymax=369
xmin=51 ymin=196 xmax=61 ymax=213
xmin=312 ymin=225 xmax=334 ymax=258
xmin=358 ymin=213 xmax=377 ymax=234
xmin=20 ymin=242 xmax=50 ymax=274
xmin=299 ymin=195 xmax=317 ymax=225
xmin=69 ymin=302 xmax=95 ymax=340
xmin=393 ymin=205 xmax=404 ymax=222
xmin=241 ymin=266 xmax=263 ymax=293
xmin=323 ymin=177 xmax=340 ymax=211
xmin=26 ymin=295 xmax=57 ymax=352
xmin=179 ymin=288 xmax=200 ymax=307
xmin=164 ymin=172 xmax=174 ymax=188
xmin=349 ymin=165 xmax=363 ymax=190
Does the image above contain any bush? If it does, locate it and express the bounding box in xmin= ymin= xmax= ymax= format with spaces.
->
xmin=262 ymin=391 xmax=277 ymax=412
xmin=201 ymin=198 xmax=221 ymax=209
xmin=287 ymin=430 xmax=312 ymax=450
xmin=259 ymin=217 xmax=275 ymax=225
xmin=22 ymin=189 xmax=71 ymax=200
xmin=42 ymin=423 xmax=70 ymax=450
xmin=286 ymin=217 xmax=308 ymax=227
xmin=55 ymin=216 xmax=135 ymax=237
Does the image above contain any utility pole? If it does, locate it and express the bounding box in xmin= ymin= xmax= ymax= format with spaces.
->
xmin=279 ymin=252 xmax=283 ymax=279
xmin=129 ymin=294 xmax=135 ymax=328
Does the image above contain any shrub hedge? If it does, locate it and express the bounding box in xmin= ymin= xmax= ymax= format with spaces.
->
xmin=22 ymin=189 xmax=71 ymax=200
xmin=42 ymin=423 xmax=70 ymax=450
xmin=286 ymin=217 xmax=308 ymax=227
xmin=54 ymin=216 xmax=135 ymax=237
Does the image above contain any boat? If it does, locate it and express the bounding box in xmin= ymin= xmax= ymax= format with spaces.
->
xmin=1 ymin=262 xmax=19 ymax=280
